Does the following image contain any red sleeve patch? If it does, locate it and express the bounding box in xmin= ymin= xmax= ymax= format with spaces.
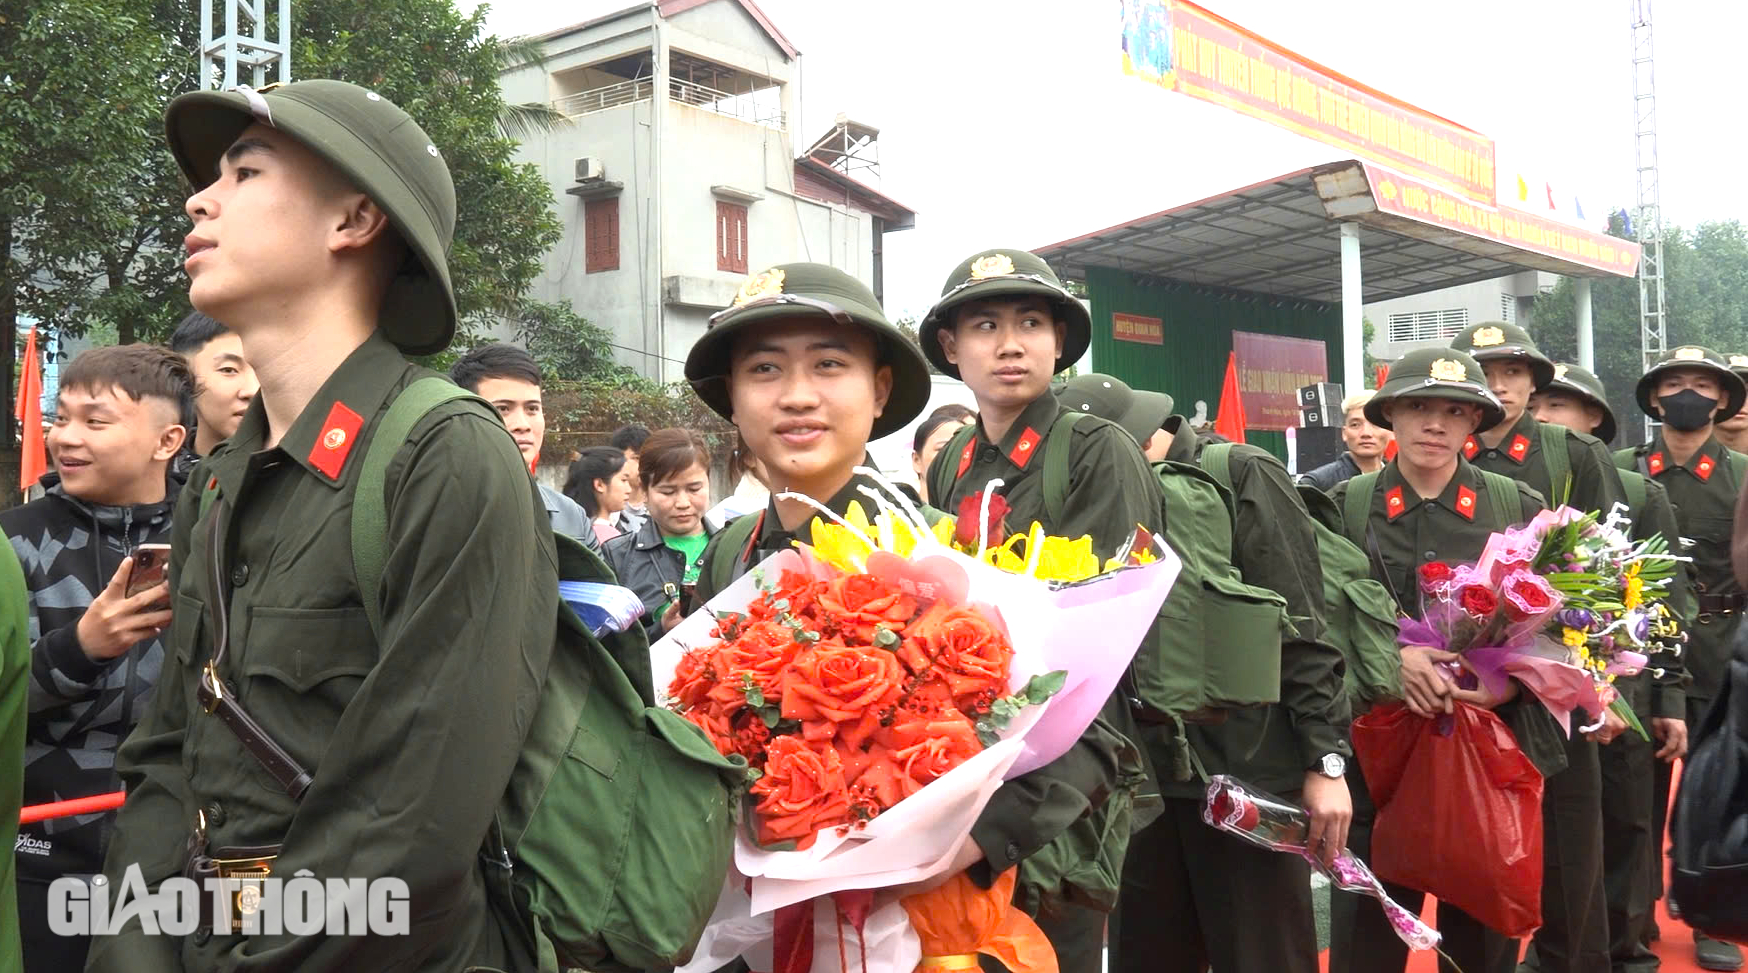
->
xmin=1462 ymin=437 xmax=1479 ymax=460
xmin=307 ymin=401 xmax=365 ymax=480
xmin=1507 ymin=434 xmax=1531 ymax=463
xmin=1385 ymin=486 xmax=1407 ymax=521
xmin=1009 ymin=428 xmax=1042 ymax=468
xmin=1455 ymin=485 xmax=1478 ymax=520
xmin=1695 ymin=454 xmax=1716 ymax=481
xmin=1647 ymin=452 xmax=1665 ymax=476
xmin=956 ymin=440 xmax=975 ymax=478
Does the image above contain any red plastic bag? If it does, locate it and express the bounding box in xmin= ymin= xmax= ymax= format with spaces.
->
xmin=1351 ymin=701 xmax=1545 ymax=937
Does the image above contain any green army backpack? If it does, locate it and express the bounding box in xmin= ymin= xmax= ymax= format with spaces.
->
xmin=1201 ymin=444 xmax=1404 ymax=707
xmin=935 ymin=413 xmax=1288 ymax=724
xmin=202 ymin=377 xmax=746 ymax=972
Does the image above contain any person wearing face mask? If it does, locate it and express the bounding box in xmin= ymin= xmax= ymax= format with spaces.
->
xmin=1614 ymin=345 xmax=1748 ymax=973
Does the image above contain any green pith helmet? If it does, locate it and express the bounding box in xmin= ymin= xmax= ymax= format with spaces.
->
xmin=1728 ymin=352 xmax=1748 ymax=381
xmin=918 ymin=249 xmax=1091 ymax=380
xmin=684 ymin=263 xmax=931 ymax=440
xmin=1364 ymin=348 xmax=1505 ymax=433
xmin=1542 ymin=362 xmax=1618 ymax=445
xmin=1054 ymin=373 xmax=1174 ymax=448
xmin=1635 ymin=345 xmax=1748 ymax=421
xmin=165 ymin=80 xmax=458 ymax=355
xmin=1449 ymin=321 xmax=1556 ymax=389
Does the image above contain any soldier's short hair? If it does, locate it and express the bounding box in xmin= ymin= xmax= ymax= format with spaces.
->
xmin=167 ymin=311 xmax=232 ymax=355
xmin=59 ymin=344 xmax=194 ymax=421
xmin=610 ymin=424 xmax=651 ymax=454
xmin=449 ymin=342 xmax=543 ymax=392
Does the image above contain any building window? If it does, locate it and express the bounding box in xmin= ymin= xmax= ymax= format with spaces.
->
xmin=1385 ymin=308 xmax=1469 ymax=343
xmin=585 ymin=197 xmax=619 ymax=273
xmin=717 ymin=201 xmax=748 ymax=274
xmin=1499 ymin=294 xmax=1516 ymax=324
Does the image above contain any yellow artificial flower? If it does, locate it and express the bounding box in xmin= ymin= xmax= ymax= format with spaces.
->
xmin=1562 ymin=627 xmax=1587 ymax=648
xmin=1623 ymin=564 xmax=1645 ymax=611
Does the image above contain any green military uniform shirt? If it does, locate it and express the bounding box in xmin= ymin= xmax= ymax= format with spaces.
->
xmin=1331 ymin=460 xmax=1567 ymax=775
xmin=1160 ymin=417 xmax=1350 ymax=797
xmin=1618 ymin=472 xmax=1692 ymax=721
xmin=1619 ymin=434 xmax=1746 ymax=706
xmin=89 ymin=333 xmax=558 ymax=973
xmin=1464 ymin=411 xmax=1626 ymax=515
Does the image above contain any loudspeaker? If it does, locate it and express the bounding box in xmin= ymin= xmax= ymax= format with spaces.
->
xmin=1295 ymin=425 xmax=1344 ymax=473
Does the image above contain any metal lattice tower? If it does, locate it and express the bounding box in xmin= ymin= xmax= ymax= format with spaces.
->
xmin=200 ymin=0 xmax=291 ymax=90
xmin=1632 ymin=0 xmax=1666 ymax=436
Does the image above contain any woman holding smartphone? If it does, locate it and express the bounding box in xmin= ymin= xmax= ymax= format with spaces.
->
xmin=601 ymin=428 xmax=716 ymax=637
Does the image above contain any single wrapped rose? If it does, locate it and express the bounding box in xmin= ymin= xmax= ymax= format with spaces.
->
xmin=909 ymin=603 xmax=1015 ymax=708
xmin=1501 ymin=570 xmax=1559 ymax=622
xmin=954 ymin=491 xmax=1012 ymax=549
xmin=818 ymin=573 xmax=919 ymax=643
xmin=1418 ymin=562 xmax=1454 ymax=592
xmin=1457 ymin=585 xmax=1499 ymax=619
xmin=781 ymin=641 xmax=907 ymax=748
xmin=750 ymin=735 xmax=853 ymax=849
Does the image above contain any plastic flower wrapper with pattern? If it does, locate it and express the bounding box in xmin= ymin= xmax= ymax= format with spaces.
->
xmin=1202 ymin=776 xmax=1439 ymax=953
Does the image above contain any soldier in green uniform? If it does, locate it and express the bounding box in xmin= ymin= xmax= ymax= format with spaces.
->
xmin=918 ymin=251 xmax=1161 ymax=973
xmin=1448 ymin=322 xmax=1624 ymax=973
xmin=1531 ymin=362 xmax=1693 ymax=973
xmin=1056 ymin=374 xmax=1352 ymax=973
xmin=1327 ymin=348 xmax=1564 ymax=973
xmin=1615 ymin=345 xmax=1747 ymax=973
xmin=87 ymin=81 xmax=557 ymax=971
xmin=1715 ymin=355 xmax=1748 ymax=455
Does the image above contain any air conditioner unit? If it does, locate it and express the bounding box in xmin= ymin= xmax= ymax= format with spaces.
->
xmin=574 ymin=157 xmax=605 ymax=183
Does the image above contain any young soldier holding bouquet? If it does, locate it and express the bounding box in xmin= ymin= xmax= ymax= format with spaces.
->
xmin=1328 ymin=348 xmax=1562 ymax=973
xmin=1053 ymin=372 xmax=1353 ymax=973
xmin=1531 ymin=362 xmax=1693 ymax=973
xmin=916 ymin=251 xmax=1163 ymax=973
xmin=1447 ymin=323 xmax=1627 ymax=973
xmin=1615 ymin=346 xmax=1747 ymax=973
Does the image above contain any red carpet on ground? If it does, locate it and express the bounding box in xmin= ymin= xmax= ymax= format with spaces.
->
xmin=1318 ymin=760 xmax=1708 ymax=973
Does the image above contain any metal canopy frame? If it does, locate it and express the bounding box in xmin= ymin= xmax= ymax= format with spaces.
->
xmin=201 ymin=0 xmax=290 ymax=90
xmin=1036 ymin=160 xmax=1624 ymax=307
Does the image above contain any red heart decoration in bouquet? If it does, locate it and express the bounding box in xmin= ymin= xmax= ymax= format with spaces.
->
xmin=864 ymin=551 xmax=970 ymax=608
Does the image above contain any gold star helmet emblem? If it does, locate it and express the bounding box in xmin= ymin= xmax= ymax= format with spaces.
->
xmin=968 ymin=253 xmax=1016 ymax=280
xmin=733 ymin=268 xmax=786 ymax=307
xmin=1471 ymin=326 xmax=1506 ymax=347
xmin=323 ymin=427 xmax=347 ymax=450
xmin=1674 ymin=347 xmax=1705 ymax=361
xmin=1553 ymin=364 xmax=1569 ymax=382
xmin=1428 ymin=358 xmax=1468 ymax=382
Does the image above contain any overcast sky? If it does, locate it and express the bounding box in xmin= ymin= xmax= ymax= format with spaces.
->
xmin=466 ymin=0 xmax=1743 ymax=321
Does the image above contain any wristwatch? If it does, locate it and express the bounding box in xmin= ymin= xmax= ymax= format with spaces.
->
xmin=1315 ymin=753 xmax=1347 ymax=779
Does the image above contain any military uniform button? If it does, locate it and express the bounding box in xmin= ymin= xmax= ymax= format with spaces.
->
xmin=205 ymin=801 xmax=225 ymax=826
xmin=1424 ymin=551 xmax=1437 ymax=560
xmin=980 ymin=446 xmax=999 ymax=463
xmin=231 ymin=563 xmax=249 ymax=587
xmin=1005 ymin=841 xmax=1021 ymax=863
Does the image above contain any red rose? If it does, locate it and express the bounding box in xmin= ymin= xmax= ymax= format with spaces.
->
xmin=1457 ymin=585 xmax=1499 ymax=619
xmin=668 ymin=646 xmax=718 ymax=710
xmin=1418 ymin=562 xmax=1454 ymax=590
xmin=818 ymin=573 xmax=918 ymax=644
xmin=1504 ymin=578 xmax=1554 ymax=621
xmin=781 ymin=641 xmax=907 ymax=748
xmin=750 ymin=570 xmax=825 ymax=622
xmin=749 ymin=736 xmax=852 ymax=848
xmin=954 ymin=491 xmax=1012 ymax=549
xmin=703 ymin=620 xmax=804 ymax=713
xmin=905 ymin=603 xmax=1014 ymax=710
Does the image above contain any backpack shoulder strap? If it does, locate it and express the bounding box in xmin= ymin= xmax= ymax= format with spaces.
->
xmin=1731 ymin=451 xmax=1748 ymax=491
xmin=707 ymin=512 xmax=763 ymax=597
xmin=353 ymin=377 xmax=479 ymax=638
xmin=1201 ymin=441 xmax=1234 ymax=491
xmin=1342 ymin=471 xmax=1379 ymax=548
xmin=1039 ymin=411 xmax=1087 ymax=527
xmin=1477 ymin=469 xmax=1525 ymax=526
xmin=929 ymin=423 xmax=979 ymax=508
xmin=1539 ymin=422 xmax=1571 ymax=505
xmin=1612 ymin=446 xmax=1638 ymax=472
xmin=1619 ymin=468 xmax=1647 ymax=513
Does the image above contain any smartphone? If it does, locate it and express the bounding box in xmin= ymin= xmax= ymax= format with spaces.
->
xmin=125 ymin=544 xmax=172 ymax=599
xmin=678 ymin=582 xmax=700 ymax=617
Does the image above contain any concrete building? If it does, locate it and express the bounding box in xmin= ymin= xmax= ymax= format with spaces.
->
xmin=498 ymin=0 xmax=915 ymax=382
xmin=1363 ymin=271 xmax=1557 ymax=360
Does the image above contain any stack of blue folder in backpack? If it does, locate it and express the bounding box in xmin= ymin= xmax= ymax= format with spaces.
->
xmin=557 ymin=581 xmax=646 ymax=637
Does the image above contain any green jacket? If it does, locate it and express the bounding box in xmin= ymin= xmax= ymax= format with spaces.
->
xmin=87 ymin=333 xmax=557 ymax=972
xmin=1161 ymin=419 xmax=1350 ymax=797
xmin=922 ymin=392 xmax=1156 ymax=881
xmin=1331 ymin=460 xmax=1568 ymax=776
xmin=0 ymin=542 xmax=28 ymax=973
xmin=1463 ymin=411 xmax=1626 ymax=514
xmin=1617 ymin=472 xmax=1692 ymax=721
xmin=1618 ymin=434 xmax=1747 ymax=704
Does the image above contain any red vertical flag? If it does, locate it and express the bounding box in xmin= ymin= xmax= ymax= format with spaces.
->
xmin=1375 ymin=363 xmax=1390 ymax=389
xmin=15 ymin=326 xmax=46 ymax=494
xmin=1213 ymin=350 xmax=1247 ymax=444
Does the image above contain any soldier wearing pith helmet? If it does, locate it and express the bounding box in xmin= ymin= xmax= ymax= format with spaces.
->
xmin=92 ymin=80 xmax=559 ymax=972
xmin=921 ymin=250 xmax=1157 ymax=973
xmin=1713 ymin=353 xmax=1748 ymax=454
xmin=1329 ymin=348 xmax=1563 ymax=973
xmin=1451 ymin=322 xmax=1624 ymax=973
xmin=1615 ymin=345 xmax=1748 ymax=973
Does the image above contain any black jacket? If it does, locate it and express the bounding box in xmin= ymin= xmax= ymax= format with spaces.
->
xmin=601 ymin=519 xmax=715 ymax=638
xmin=0 ymin=468 xmax=184 ymax=883
xmin=1297 ymin=452 xmax=1362 ymax=493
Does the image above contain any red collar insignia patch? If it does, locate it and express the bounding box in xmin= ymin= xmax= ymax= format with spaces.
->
xmin=1009 ymin=428 xmax=1042 ymax=469
xmin=1455 ymin=485 xmax=1478 ymax=520
xmin=1695 ymin=454 xmax=1717 ymax=481
xmin=1647 ymin=452 xmax=1666 ymax=476
xmin=1385 ymin=486 xmax=1407 ymax=521
xmin=956 ymin=440 xmax=975 ymax=478
xmin=1507 ymin=434 xmax=1531 ymax=464
xmin=307 ymin=401 xmax=364 ymax=480
xmin=1462 ymin=437 xmax=1479 ymax=460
